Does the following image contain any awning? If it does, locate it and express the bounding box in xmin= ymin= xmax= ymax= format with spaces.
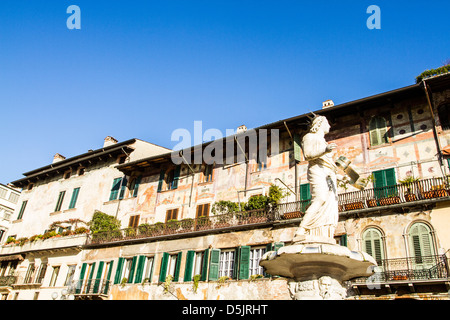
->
xmin=0 ymin=254 xmax=24 ymax=262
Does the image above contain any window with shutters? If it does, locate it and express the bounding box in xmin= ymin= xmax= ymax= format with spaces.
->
xmin=165 ymin=208 xmax=179 ymax=222
xmin=109 ymin=177 xmax=123 ymax=201
xmin=184 ymin=251 xmax=205 ymax=282
xmin=249 ymin=247 xmax=266 ymax=276
xmin=128 ymin=215 xmax=140 ymax=228
xmin=64 ymin=265 xmax=76 ymax=286
xmin=372 ymin=168 xmax=398 ymax=199
xmin=68 ymin=187 xmax=80 ymax=209
xmin=218 ymin=250 xmax=235 ymax=278
xmin=35 ymin=262 xmax=48 ymax=284
xmin=196 ymin=203 xmax=210 ymax=218
xmin=300 ymin=183 xmax=311 ymax=212
xmin=160 ymin=253 xmax=182 ymax=282
xmin=408 ymin=222 xmax=436 ymax=266
xmin=17 ymin=200 xmax=27 ymax=220
xmin=142 ymin=256 xmax=154 ymax=283
xmin=362 ymin=228 xmax=385 ymax=264
xmin=369 ymin=116 xmax=389 ymax=147
xmin=24 ymin=262 xmax=36 ymax=284
xmin=201 ymin=164 xmax=214 ymax=183
xmin=49 ymin=266 xmax=60 ymax=287
xmin=129 ymin=176 xmax=142 ymax=197
xmin=55 ymin=191 xmax=66 ymax=212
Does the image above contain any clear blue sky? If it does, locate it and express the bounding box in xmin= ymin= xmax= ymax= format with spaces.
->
xmin=1 ymin=0 xmax=449 ymax=184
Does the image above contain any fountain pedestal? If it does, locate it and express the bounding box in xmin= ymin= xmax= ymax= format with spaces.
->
xmin=260 ymin=239 xmax=377 ymax=300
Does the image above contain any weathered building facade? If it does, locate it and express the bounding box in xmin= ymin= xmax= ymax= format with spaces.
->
xmin=0 ymin=137 xmax=169 ymax=300
xmin=1 ymin=73 xmax=450 ymax=300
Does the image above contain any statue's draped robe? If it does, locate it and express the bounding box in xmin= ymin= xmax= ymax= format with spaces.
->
xmin=300 ymin=132 xmax=338 ymax=237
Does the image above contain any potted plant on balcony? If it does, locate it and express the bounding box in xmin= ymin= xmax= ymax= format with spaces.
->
xmin=379 ymin=194 xmax=401 ymax=206
xmin=399 ymin=176 xmax=420 ymax=202
xmin=338 ymin=178 xmax=364 ymax=211
xmin=180 ymin=218 xmax=195 ymax=231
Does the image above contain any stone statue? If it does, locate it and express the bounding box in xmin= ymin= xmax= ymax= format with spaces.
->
xmin=294 ymin=115 xmax=339 ymax=242
xmin=288 ymin=276 xmax=347 ymax=300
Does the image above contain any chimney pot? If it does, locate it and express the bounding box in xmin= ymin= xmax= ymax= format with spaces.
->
xmin=103 ymin=136 xmax=118 ymax=148
xmin=53 ymin=153 xmax=66 ymax=164
xmin=322 ymin=99 xmax=334 ymax=109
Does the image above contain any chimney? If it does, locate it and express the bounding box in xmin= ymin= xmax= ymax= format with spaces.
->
xmin=236 ymin=125 xmax=247 ymax=134
xmin=53 ymin=153 xmax=66 ymax=164
xmin=322 ymin=99 xmax=334 ymax=109
xmin=103 ymin=136 xmax=118 ymax=148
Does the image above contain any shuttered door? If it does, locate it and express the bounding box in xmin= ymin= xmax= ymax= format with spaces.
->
xmin=373 ymin=168 xmax=397 ymax=199
xmin=127 ymin=256 xmax=138 ymax=283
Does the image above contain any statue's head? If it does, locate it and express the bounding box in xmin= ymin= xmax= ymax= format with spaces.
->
xmin=310 ymin=116 xmax=330 ymax=134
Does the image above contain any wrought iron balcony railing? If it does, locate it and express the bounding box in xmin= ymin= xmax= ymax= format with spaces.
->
xmin=351 ymin=254 xmax=450 ymax=284
xmin=85 ymin=177 xmax=449 ymax=246
xmin=87 ymin=209 xmax=273 ymax=246
xmin=338 ymin=176 xmax=449 ymax=212
xmin=68 ymin=279 xmax=112 ymax=296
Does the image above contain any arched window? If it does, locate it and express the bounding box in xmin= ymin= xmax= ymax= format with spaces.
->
xmin=369 ymin=116 xmax=389 ymax=146
xmin=362 ymin=228 xmax=385 ymax=264
xmin=408 ymin=222 xmax=436 ymax=265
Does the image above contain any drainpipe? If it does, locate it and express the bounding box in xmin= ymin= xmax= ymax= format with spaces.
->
xmin=422 ymin=80 xmax=444 ymax=169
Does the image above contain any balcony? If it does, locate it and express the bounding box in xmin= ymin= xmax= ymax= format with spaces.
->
xmin=337 ymin=177 xmax=450 ymax=213
xmin=0 ymin=275 xmax=17 ymax=287
xmin=86 ymin=209 xmax=273 ymax=246
xmin=85 ymin=177 xmax=450 ymax=246
xmin=68 ymin=279 xmax=112 ymax=299
xmin=349 ymin=254 xmax=450 ymax=295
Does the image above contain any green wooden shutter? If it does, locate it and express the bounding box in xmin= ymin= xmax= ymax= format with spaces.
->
xmin=93 ymin=261 xmax=104 ymax=293
xmin=363 ymin=229 xmax=384 ymax=263
xmin=172 ymin=166 xmax=181 ymax=190
xmin=201 ymin=249 xmax=210 ymax=281
xmin=132 ymin=176 xmax=142 ymax=197
xmin=119 ymin=177 xmax=128 ymax=200
xmin=300 ymin=183 xmax=311 ymax=211
xmin=341 ymin=234 xmax=348 ymax=247
xmin=208 ymin=249 xmax=221 ymax=281
xmin=103 ymin=260 xmax=114 ymax=294
xmin=110 ymin=178 xmax=122 ymax=201
xmin=157 ymin=170 xmax=165 ymax=193
xmin=293 ymin=133 xmax=302 ymax=162
xmin=184 ymin=250 xmax=195 ymax=282
xmin=173 ymin=252 xmax=182 ymax=282
xmin=410 ymin=223 xmax=435 ymax=261
xmin=55 ymin=191 xmax=66 ymax=212
xmin=79 ymin=263 xmax=87 ymax=280
xmin=127 ymin=256 xmax=138 ymax=283
xmin=86 ymin=262 xmax=96 ymax=292
xmin=114 ymin=258 xmax=125 ymax=284
xmin=373 ymin=168 xmax=397 ymax=199
xmin=76 ymin=263 xmax=87 ymax=293
xmin=238 ymin=246 xmax=250 ymax=280
xmin=69 ymin=187 xmax=80 ymax=209
xmin=159 ymin=252 xmax=169 ymax=282
xmin=134 ymin=256 xmax=146 ymax=284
